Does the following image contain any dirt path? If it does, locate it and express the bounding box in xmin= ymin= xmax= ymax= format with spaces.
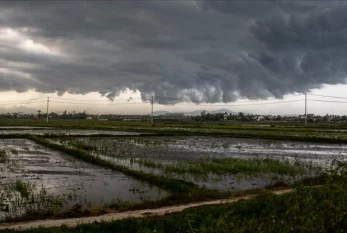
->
xmin=0 ymin=189 xmax=293 ymax=231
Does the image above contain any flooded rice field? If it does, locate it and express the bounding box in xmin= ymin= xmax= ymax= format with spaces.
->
xmin=66 ymin=136 xmax=347 ymax=165
xmin=0 ymin=139 xmax=164 ymax=220
xmin=50 ymin=136 xmax=345 ymax=191
xmin=1 ymin=133 xmax=345 ymax=220
xmin=0 ymin=126 xmax=53 ymax=129
xmin=0 ymin=129 xmax=144 ymax=136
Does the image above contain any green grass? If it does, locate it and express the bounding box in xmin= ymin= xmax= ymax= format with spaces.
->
xmin=1 ymin=163 xmax=346 ymax=233
xmin=137 ymin=158 xmax=315 ymax=180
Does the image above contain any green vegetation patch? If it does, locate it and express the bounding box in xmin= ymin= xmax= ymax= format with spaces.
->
xmin=9 ymin=180 xmax=35 ymax=199
xmin=137 ymin=157 xmax=315 ymax=180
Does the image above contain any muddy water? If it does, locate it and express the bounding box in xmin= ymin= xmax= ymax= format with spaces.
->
xmin=0 ymin=129 xmax=143 ymax=136
xmin=0 ymin=139 xmax=164 ymax=219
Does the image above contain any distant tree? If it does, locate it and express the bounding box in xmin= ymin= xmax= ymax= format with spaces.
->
xmin=238 ymin=112 xmax=245 ymax=121
xmin=37 ymin=110 xmax=42 ymax=119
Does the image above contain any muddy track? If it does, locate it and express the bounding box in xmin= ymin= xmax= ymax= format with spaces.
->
xmin=0 ymin=189 xmax=293 ymax=231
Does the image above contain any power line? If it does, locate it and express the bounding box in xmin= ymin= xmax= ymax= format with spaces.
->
xmin=0 ymin=101 xmax=46 ymax=106
xmin=0 ymin=97 xmax=45 ymax=103
xmin=50 ymin=100 xmax=149 ymax=105
xmin=155 ymin=94 xmax=304 ymax=103
xmin=309 ymin=99 xmax=347 ymax=104
xmin=50 ymin=97 xmax=142 ymax=102
xmin=308 ymin=94 xmax=347 ymax=100
xmin=170 ymin=99 xmax=303 ymax=107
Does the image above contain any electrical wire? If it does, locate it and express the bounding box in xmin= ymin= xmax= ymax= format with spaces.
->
xmin=0 ymin=97 xmax=46 ymax=103
xmin=0 ymin=101 xmax=46 ymax=106
xmin=155 ymin=94 xmax=304 ymax=103
xmin=168 ymin=99 xmax=303 ymax=107
xmin=50 ymin=97 xmax=142 ymax=102
xmin=6 ymin=93 xmax=347 ymax=109
xmin=50 ymin=100 xmax=149 ymax=105
xmin=308 ymin=94 xmax=347 ymax=100
xmin=309 ymin=99 xmax=347 ymax=104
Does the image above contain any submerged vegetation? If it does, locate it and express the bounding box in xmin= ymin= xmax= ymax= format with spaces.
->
xmin=0 ymin=179 xmax=76 ymax=222
xmin=10 ymin=180 xmax=34 ymax=199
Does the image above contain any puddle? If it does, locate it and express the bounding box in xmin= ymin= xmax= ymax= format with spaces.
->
xmin=0 ymin=139 xmax=165 ymax=220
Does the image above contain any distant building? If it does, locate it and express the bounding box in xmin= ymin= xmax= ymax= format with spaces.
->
xmin=257 ymin=115 xmax=265 ymax=121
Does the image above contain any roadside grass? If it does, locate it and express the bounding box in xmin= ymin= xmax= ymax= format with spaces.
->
xmin=1 ymin=162 xmax=346 ymax=233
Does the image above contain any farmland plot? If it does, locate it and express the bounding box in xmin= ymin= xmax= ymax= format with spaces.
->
xmin=49 ymin=136 xmax=337 ymax=191
xmin=0 ymin=139 xmax=164 ymax=221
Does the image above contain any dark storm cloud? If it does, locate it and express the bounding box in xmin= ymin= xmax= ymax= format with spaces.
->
xmin=1 ymin=1 xmax=347 ymax=103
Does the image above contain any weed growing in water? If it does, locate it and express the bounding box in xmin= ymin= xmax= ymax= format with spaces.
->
xmin=9 ymin=180 xmax=35 ymax=199
xmin=0 ymin=149 xmax=8 ymax=163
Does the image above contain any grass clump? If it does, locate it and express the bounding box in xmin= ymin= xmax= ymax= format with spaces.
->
xmin=10 ymin=180 xmax=34 ymax=199
xmin=0 ymin=149 xmax=8 ymax=163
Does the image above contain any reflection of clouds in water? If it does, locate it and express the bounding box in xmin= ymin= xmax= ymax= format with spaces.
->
xmin=75 ymin=136 xmax=347 ymax=166
xmin=162 ymin=137 xmax=347 ymax=166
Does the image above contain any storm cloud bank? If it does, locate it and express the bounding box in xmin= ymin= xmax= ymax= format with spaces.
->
xmin=1 ymin=1 xmax=347 ymax=103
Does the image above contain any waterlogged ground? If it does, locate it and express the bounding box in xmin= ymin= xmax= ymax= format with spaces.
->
xmin=0 ymin=139 xmax=164 ymax=220
xmin=68 ymin=136 xmax=347 ymax=165
xmin=49 ymin=136 xmax=344 ymax=191
xmin=0 ymin=129 xmax=143 ymax=136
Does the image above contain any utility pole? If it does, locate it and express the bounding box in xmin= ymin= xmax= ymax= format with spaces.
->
xmin=305 ymin=93 xmax=307 ymax=126
xmin=151 ymin=95 xmax=154 ymax=126
xmin=46 ymin=97 xmax=50 ymax=123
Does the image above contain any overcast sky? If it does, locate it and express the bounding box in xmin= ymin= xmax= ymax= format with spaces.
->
xmin=1 ymin=1 xmax=347 ymax=115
